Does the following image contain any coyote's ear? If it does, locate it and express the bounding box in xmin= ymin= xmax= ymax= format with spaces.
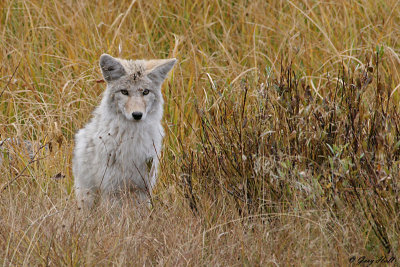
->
xmin=99 ymin=54 xmax=126 ymax=82
xmin=146 ymin=59 xmax=177 ymax=86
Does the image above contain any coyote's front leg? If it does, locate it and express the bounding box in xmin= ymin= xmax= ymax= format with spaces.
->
xmin=75 ymin=186 xmax=99 ymax=210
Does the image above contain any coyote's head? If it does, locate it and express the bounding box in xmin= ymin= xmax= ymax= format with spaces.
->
xmin=99 ymin=54 xmax=176 ymax=122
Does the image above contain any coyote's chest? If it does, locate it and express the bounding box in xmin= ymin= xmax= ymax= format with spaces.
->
xmin=106 ymin=127 xmax=153 ymax=167
xmin=96 ymin=122 xmax=160 ymax=191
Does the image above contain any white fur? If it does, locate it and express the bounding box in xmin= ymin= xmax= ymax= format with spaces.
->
xmin=73 ymin=54 xmax=176 ymax=208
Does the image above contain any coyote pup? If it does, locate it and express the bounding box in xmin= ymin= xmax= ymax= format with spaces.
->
xmin=73 ymin=54 xmax=176 ymax=208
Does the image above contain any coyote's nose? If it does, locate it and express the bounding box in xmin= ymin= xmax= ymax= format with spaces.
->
xmin=132 ymin=112 xmax=143 ymax=120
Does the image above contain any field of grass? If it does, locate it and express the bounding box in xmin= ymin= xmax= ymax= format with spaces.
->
xmin=1 ymin=0 xmax=400 ymax=265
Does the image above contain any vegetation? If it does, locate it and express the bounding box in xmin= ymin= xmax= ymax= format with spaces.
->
xmin=1 ymin=0 xmax=399 ymax=265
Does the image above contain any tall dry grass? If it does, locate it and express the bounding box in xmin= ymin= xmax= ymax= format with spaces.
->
xmin=1 ymin=0 xmax=400 ymax=265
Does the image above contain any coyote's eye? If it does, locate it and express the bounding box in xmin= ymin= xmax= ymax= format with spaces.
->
xmin=143 ymin=89 xmax=150 ymax=95
xmin=120 ymin=90 xmax=129 ymax=95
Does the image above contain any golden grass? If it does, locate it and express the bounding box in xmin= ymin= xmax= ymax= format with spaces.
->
xmin=1 ymin=0 xmax=400 ymax=265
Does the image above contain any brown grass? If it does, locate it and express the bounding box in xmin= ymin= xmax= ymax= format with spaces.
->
xmin=1 ymin=0 xmax=400 ymax=265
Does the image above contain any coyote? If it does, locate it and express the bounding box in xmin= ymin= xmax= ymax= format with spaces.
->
xmin=73 ymin=54 xmax=176 ymax=208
